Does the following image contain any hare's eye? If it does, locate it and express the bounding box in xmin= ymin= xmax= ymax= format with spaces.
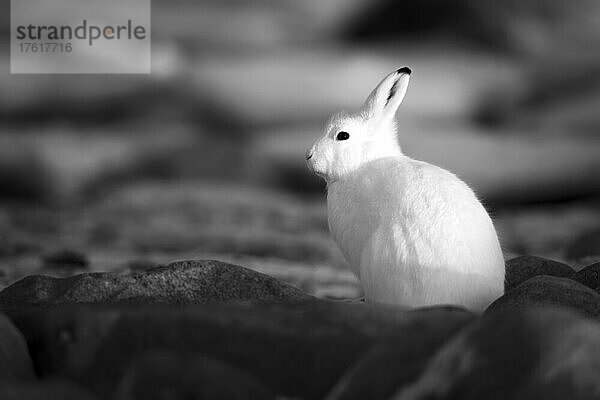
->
xmin=336 ymin=131 xmax=350 ymax=141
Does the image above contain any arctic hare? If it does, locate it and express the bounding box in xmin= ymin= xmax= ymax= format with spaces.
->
xmin=306 ymin=67 xmax=504 ymax=312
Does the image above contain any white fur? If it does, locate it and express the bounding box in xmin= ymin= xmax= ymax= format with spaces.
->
xmin=306 ymin=68 xmax=504 ymax=312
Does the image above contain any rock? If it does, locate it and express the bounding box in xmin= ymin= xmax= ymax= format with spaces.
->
xmin=3 ymin=302 xmax=472 ymax=400
xmin=0 ymin=312 xmax=35 ymax=382
xmin=488 ymin=276 xmax=600 ymax=318
xmin=504 ymin=256 xmax=574 ymax=291
xmin=0 ymin=128 xmax=198 ymax=201
xmin=345 ymin=0 xmax=600 ymax=55
xmin=152 ymin=0 xmax=372 ymax=50
xmin=571 ymin=262 xmax=600 ymax=290
xmin=0 ymin=260 xmax=312 ymax=307
xmin=566 ymin=228 xmax=600 ymax=260
xmin=324 ymin=307 xmax=474 ymax=400
xmin=114 ymin=351 xmax=276 ymax=400
xmin=0 ymin=236 xmax=40 ymax=260
xmin=41 ymin=249 xmax=89 ymax=270
xmin=0 ymin=73 xmax=155 ymax=126
xmin=475 ymin=60 xmax=600 ymax=136
xmin=0 ymin=380 xmax=100 ymax=400
xmin=0 ymin=146 xmax=53 ymax=202
xmin=393 ymin=307 xmax=600 ymax=400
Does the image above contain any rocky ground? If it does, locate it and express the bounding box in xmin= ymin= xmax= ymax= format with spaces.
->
xmin=1 ymin=256 xmax=600 ymax=399
xmin=1 ymin=0 xmax=600 ymax=398
xmin=1 ymin=1 xmax=599 ymax=293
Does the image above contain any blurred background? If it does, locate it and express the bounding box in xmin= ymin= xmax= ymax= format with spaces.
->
xmin=0 ymin=0 xmax=599 ymax=299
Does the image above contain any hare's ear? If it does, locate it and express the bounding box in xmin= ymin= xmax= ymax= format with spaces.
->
xmin=362 ymin=67 xmax=411 ymax=122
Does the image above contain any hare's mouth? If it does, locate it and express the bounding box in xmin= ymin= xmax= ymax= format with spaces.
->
xmin=312 ymin=167 xmax=328 ymax=181
xmin=307 ymin=162 xmax=325 ymax=180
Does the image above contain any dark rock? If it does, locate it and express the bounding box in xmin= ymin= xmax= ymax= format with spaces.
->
xmin=0 ymin=260 xmax=312 ymax=306
xmin=566 ymin=228 xmax=600 ymax=260
xmin=42 ymin=249 xmax=89 ymax=270
xmin=0 ymin=236 xmax=40 ymax=259
xmin=324 ymin=307 xmax=474 ymax=400
xmin=394 ymin=307 xmax=600 ymax=400
xmin=571 ymin=262 xmax=600 ymax=290
xmin=345 ymin=0 xmax=600 ymax=55
xmin=3 ymin=302 xmax=472 ymax=400
xmin=0 ymin=152 xmax=53 ymax=202
xmin=505 ymin=256 xmax=574 ymax=291
xmin=0 ymin=312 xmax=35 ymax=382
xmin=0 ymin=380 xmax=100 ymax=400
xmin=87 ymin=221 xmax=119 ymax=246
xmin=489 ymin=276 xmax=600 ymax=318
xmin=114 ymin=351 xmax=276 ymax=400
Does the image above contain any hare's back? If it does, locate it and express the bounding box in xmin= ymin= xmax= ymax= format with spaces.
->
xmin=365 ymin=157 xmax=500 ymax=257
xmin=390 ymin=158 xmax=502 ymax=265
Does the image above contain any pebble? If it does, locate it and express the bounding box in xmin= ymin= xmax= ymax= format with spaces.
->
xmin=570 ymin=262 xmax=600 ymax=290
xmin=504 ymin=255 xmax=574 ymax=291
xmin=3 ymin=302 xmax=471 ymax=400
xmin=0 ymin=312 xmax=35 ymax=382
xmin=114 ymin=350 xmax=276 ymax=400
xmin=394 ymin=307 xmax=600 ymax=400
xmin=489 ymin=275 xmax=600 ymax=318
xmin=324 ymin=307 xmax=475 ymax=400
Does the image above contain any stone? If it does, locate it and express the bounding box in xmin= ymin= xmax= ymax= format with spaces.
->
xmin=0 ymin=260 xmax=312 ymax=307
xmin=0 ymin=380 xmax=100 ymax=400
xmin=346 ymin=1 xmax=600 ymax=55
xmin=504 ymin=256 xmax=574 ymax=291
xmin=0 ymin=143 xmax=54 ymax=202
xmin=324 ymin=307 xmax=474 ymax=400
xmin=3 ymin=302 xmax=472 ymax=400
xmin=114 ymin=351 xmax=276 ymax=400
xmin=41 ymin=249 xmax=89 ymax=270
xmin=566 ymin=228 xmax=600 ymax=260
xmin=488 ymin=276 xmax=600 ymax=318
xmin=571 ymin=262 xmax=600 ymax=291
xmin=0 ymin=312 xmax=35 ymax=382
xmin=393 ymin=307 xmax=600 ymax=400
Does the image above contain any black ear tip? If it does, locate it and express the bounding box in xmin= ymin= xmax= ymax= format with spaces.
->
xmin=397 ymin=66 xmax=412 ymax=75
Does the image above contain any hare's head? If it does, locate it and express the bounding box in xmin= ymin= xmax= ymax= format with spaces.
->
xmin=306 ymin=67 xmax=411 ymax=182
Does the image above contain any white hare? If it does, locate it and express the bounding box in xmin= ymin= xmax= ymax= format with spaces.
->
xmin=306 ymin=67 xmax=504 ymax=312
